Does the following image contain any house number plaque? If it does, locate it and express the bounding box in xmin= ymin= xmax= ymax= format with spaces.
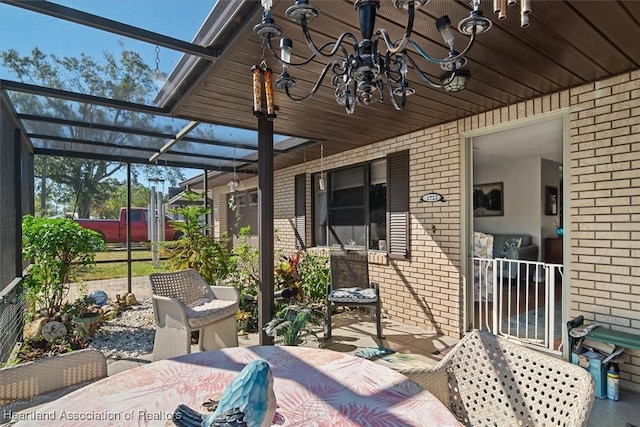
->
xmin=420 ymin=192 xmax=445 ymax=203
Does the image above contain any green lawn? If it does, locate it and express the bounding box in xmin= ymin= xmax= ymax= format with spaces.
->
xmin=76 ymin=248 xmax=171 ymax=281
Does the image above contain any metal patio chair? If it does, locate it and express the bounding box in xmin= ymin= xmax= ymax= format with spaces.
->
xmin=149 ymin=269 xmax=239 ymax=361
xmin=325 ymin=249 xmax=383 ymax=339
xmin=402 ymin=330 xmax=595 ymax=427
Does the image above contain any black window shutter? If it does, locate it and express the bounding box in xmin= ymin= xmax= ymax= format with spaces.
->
xmin=294 ymin=174 xmax=306 ymax=249
xmin=387 ymin=150 xmax=409 ymax=259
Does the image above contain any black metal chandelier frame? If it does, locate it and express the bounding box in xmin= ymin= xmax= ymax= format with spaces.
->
xmin=254 ymin=0 xmax=493 ymax=114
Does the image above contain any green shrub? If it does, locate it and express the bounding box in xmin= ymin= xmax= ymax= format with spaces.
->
xmin=22 ymin=215 xmax=105 ymax=319
xmin=298 ymin=252 xmax=329 ymax=304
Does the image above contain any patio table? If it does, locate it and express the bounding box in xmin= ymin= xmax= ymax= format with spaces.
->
xmin=12 ymin=345 xmax=461 ymax=426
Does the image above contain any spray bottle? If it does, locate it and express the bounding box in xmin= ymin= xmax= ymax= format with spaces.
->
xmin=607 ymin=362 xmax=620 ymax=400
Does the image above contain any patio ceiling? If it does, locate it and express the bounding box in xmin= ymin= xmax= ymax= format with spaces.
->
xmin=166 ymin=0 xmax=639 ymax=184
xmin=1 ymin=0 xmax=639 ymax=184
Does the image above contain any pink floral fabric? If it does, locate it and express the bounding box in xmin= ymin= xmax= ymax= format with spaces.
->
xmin=15 ymin=346 xmax=461 ymax=427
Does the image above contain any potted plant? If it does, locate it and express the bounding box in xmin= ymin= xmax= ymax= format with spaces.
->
xmin=236 ymin=309 xmax=253 ymax=335
xmin=264 ymin=304 xmax=324 ymax=346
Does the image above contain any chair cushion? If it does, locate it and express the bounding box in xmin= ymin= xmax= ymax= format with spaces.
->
xmin=472 ymin=232 xmax=494 ymax=258
xmin=354 ymin=346 xmax=395 ymax=360
xmin=186 ymin=299 xmax=239 ymax=328
xmin=328 ymin=287 xmax=377 ymax=303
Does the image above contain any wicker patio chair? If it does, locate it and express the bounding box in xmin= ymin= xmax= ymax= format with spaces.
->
xmin=402 ymin=330 xmax=594 ymax=427
xmin=325 ymin=249 xmax=383 ymax=339
xmin=0 ymin=349 xmax=107 ymax=421
xmin=149 ymin=269 xmax=239 ymax=361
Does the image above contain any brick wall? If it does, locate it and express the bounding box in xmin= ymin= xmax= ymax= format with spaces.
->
xmin=210 ymin=69 xmax=640 ymax=389
xmin=567 ymin=70 xmax=640 ymax=392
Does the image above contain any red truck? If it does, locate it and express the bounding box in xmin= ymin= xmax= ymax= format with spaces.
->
xmin=75 ymin=207 xmax=182 ymax=243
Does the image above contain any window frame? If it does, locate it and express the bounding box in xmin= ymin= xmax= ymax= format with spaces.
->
xmin=311 ymin=159 xmax=387 ymax=251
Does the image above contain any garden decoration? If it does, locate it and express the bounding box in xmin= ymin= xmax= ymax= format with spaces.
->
xmin=173 ymin=359 xmax=277 ymax=427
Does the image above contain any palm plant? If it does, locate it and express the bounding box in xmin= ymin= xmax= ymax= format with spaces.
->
xmin=264 ymin=304 xmax=324 ymax=346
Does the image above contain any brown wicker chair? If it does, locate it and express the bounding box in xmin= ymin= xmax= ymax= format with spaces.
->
xmin=402 ymin=330 xmax=595 ymax=427
xmin=325 ymin=249 xmax=383 ymax=339
xmin=0 ymin=349 xmax=107 ymax=422
xmin=149 ymin=269 xmax=239 ymax=361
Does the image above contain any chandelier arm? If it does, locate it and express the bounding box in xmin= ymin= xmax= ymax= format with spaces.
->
xmin=403 ymin=52 xmax=448 ymax=88
xmin=283 ymin=59 xmax=344 ymax=102
xmin=301 ymin=18 xmax=358 ymax=58
xmin=407 ymin=27 xmax=477 ymax=66
xmin=386 ymin=73 xmax=406 ymax=111
xmin=375 ymin=2 xmax=415 ymax=55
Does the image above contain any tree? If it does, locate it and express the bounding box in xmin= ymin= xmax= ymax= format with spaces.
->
xmin=2 ymin=45 xmax=184 ymax=218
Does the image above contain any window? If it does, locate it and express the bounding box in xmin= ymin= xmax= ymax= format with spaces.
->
xmin=312 ymin=160 xmax=387 ymax=250
xmin=248 ymin=191 xmax=258 ymax=205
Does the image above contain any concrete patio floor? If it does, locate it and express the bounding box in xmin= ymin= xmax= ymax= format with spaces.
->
xmin=69 ymin=276 xmax=639 ymax=425
xmin=105 ymin=309 xmax=639 ymax=427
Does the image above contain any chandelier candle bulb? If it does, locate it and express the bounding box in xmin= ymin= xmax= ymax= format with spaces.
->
xmin=436 ymin=16 xmax=455 ymax=50
xmin=264 ymin=68 xmax=277 ymax=120
xmin=252 ymin=65 xmax=264 ymax=117
xmin=280 ymin=38 xmax=292 ymax=65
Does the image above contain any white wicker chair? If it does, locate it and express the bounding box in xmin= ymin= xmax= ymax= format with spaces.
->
xmin=149 ymin=269 xmax=239 ymax=362
xmin=0 ymin=349 xmax=107 ymax=422
xmin=402 ymin=330 xmax=595 ymax=427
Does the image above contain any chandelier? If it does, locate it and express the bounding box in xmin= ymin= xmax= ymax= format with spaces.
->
xmin=253 ymin=0 xmax=493 ymax=114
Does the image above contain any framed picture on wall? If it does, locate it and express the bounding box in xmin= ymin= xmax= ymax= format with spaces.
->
xmin=473 ymin=182 xmax=503 ymax=217
xmin=545 ymin=186 xmax=558 ymax=215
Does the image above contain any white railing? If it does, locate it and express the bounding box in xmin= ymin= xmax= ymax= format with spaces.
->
xmin=470 ymin=257 xmax=563 ymax=353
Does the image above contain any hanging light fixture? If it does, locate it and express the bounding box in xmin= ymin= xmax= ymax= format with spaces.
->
xmin=254 ymin=0 xmax=492 ymax=114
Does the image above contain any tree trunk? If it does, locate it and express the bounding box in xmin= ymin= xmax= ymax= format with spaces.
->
xmin=77 ymin=196 xmax=91 ymax=219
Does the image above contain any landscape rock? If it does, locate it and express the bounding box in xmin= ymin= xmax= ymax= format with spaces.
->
xmin=124 ymin=293 xmax=138 ymax=306
xmin=88 ymin=299 xmax=154 ymax=363
xmin=23 ymin=317 xmax=49 ymax=342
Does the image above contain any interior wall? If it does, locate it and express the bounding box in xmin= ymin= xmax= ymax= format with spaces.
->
xmin=540 ymin=159 xmax=562 ymax=256
xmin=473 ymin=157 xmax=541 ymax=252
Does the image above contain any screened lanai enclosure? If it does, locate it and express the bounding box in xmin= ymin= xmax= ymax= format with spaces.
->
xmin=2 ymin=0 xmax=640 ymax=363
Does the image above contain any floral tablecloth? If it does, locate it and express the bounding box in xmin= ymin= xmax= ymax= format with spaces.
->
xmin=14 ymin=346 xmax=461 ymax=427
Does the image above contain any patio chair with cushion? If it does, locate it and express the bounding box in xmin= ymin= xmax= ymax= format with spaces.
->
xmin=325 ymin=249 xmax=383 ymax=339
xmin=402 ymin=330 xmax=594 ymax=427
xmin=149 ymin=269 xmax=239 ymax=361
xmin=0 ymin=348 xmax=107 ymax=421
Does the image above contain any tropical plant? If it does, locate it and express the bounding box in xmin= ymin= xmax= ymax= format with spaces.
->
xmin=163 ymin=191 xmax=234 ymax=285
xmin=297 ymin=252 xmax=330 ymax=304
xmin=263 ymin=304 xmax=324 ymax=346
xmin=22 ymin=215 xmax=105 ymax=319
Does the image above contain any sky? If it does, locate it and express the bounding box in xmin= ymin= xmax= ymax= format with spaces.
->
xmin=0 ymin=1 xmax=216 ymax=82
xmin=0 ymin=1 xmax=218 ymax=187
xmin=0 ymin=1 xmax=306 ymax=191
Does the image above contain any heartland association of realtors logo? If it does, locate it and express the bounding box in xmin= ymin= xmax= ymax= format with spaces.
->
xmin=420 ymin=193 xmax=445 ymax=203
